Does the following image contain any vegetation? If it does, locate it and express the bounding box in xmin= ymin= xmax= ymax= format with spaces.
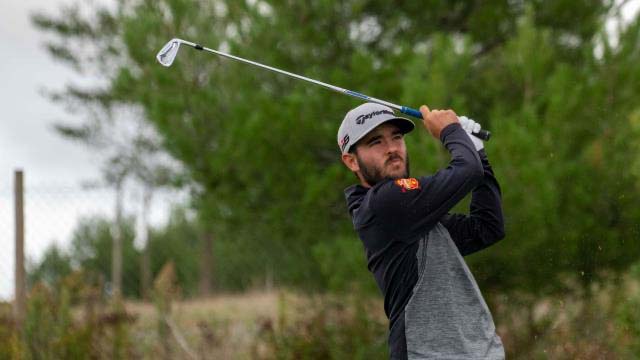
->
xmin=30 ymin=0 xmax=640 ymax=295
xmin=2 ymin=267 xmax=640 ymax=358
xmin=11 ymin=0 xmax=640 ymax=357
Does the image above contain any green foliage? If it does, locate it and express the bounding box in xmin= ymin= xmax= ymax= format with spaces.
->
xmin=27 ymin=207 xmax=204 ymax=300
xmin=13 ymin=281 xmax=137 ymax=359
xmin=148 ymin=207 xmax=200 ymax=296
xmin=615 ymin=261 xmax=640 ymax=357
xmin=311 ymin=236 xmax=378 ymax=294
xmin=32 ymin=0 xmax=640 ymax=299
xmin=70 ymin=216 xmax=141 ymax=298
xmin=254 ymin=292 xmax=387 ymax=359
xmin=23 ymin=284 xmax=93 ymax=359
xmin=0 ymin=302 xmax=20 ymax=359
xmin=487 ymin=261 xmax=640 ymax=359
xmin=27 ymin=244 xmax=73 ymax=290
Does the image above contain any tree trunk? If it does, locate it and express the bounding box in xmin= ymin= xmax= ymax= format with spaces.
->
xmin=142 ymin=244 xmax=151 ymax=300
xmin=198 ymin=231 xmax=214 ymax=296
xmin=140 ymin=188 xmax=152 ymax=300
xmin=111 ymin=180 xmax=124 ymax=300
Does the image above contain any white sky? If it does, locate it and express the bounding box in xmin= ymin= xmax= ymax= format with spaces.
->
xmin=0 ymin=0 xmax=100 ymax=185
xmin=0 ymin=0 xmax=639 ymax=301
xmin=1 ymin=0 xmax=102 ymax=301
xmin=0 ymin=0 xmax=186 ymax=301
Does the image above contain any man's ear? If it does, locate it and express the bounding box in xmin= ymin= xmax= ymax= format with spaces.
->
xmin=341 ymin=153 xmax=360 ymax=172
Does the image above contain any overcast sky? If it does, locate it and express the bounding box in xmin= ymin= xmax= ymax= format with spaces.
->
xmin=1 ymin=0 xmax=639 ymax=301
xmin=0 ymin=0 xmax=185 ymax=301
xmin=0 ymin=0 xmax=106 ymax=187
xmin=1 ymin=1 xmax=105 ymax=300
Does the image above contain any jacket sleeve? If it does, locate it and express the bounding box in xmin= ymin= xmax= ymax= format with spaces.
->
xmin=371 ymin=123 xmax=484 ymax=238
xmin=440 ymin=149 xmax=505 ymax=256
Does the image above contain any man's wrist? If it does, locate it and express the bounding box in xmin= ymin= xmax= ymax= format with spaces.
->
xmin=439 ymin=122 xmax=462 ymax=142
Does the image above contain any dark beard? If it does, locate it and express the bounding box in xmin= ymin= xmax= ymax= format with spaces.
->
xmin=357 ymin=153 xmax=410 ymax=186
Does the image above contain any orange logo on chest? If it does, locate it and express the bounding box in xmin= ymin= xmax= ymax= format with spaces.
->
xmin=394 ymin=178 xmax=420 ymax=192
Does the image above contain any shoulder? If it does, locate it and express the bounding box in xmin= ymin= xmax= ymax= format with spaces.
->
xmin=370 ymin=177 xmax=426 ymax=213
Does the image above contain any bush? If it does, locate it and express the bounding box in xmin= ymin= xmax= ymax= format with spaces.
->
xmin=11 ymin=277 xmax=137 ymax=359
xmin=615 ymin=261 xmax=640 ymax=357
xmin=312 ymin=237 xmax=379 ymax=294
xmin=0 ymin=302 xmax=20 ymax=359
xmin=492 ymin=262 xmax=640 ymax=359
xmin=253 ymin=292 xmax=387 ymax=359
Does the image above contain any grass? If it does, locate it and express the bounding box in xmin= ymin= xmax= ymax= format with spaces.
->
xmin=120 ymin=289 xmax=385 ymax=359
xmin=2 ymin=269 xmax=639 ymax=359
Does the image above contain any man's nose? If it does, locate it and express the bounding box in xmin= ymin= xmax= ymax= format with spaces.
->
xmin=386 ymin=139 xmax=401 ymax=153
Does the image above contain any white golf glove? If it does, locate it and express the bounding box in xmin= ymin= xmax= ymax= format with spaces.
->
xmin=458 ymin=116 xmax=484 ymax=151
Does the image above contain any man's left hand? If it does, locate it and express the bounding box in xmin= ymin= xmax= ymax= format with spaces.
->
xmin=458 ymin=116 xmax=484 ymax=151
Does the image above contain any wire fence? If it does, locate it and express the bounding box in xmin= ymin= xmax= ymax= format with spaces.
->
xmin=0 ymin=172 xmax=250 ymax=358
xmin=0 ymin=173 xmax=188 ymax=301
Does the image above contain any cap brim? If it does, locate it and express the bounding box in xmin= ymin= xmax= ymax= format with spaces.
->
xmin=345 ymin=116 xmax=415 ymax=153
xmin=386 ymin=117 xmax=415 ymax=134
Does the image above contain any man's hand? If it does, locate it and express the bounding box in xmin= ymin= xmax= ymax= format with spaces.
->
xmin=419 ymin=105 xmax=459 ymax=140
xmin=458 ymin=116 xmax=484 ymax=151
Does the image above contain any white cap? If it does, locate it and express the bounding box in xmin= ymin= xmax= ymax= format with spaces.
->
xmin=337 ymin=103 xmax=415 ymax=154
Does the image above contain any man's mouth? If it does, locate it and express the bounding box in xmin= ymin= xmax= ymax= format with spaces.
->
xmin=386 ymin=156 xmax=403 ymax=166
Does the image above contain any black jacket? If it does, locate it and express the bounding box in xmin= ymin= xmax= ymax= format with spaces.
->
xmin=344 ymin=123 xmax=505 ymax=357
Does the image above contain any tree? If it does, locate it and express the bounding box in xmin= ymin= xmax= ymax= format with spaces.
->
xmin=27 ymin=244 xmax=72 ymax=290
xmin=147 ymin=207 xmax=201 ymax=296
xmin=32 ymin=0 xmax=640 ymax=297
xmin=70 ymin=216 xmax=141 ymax=298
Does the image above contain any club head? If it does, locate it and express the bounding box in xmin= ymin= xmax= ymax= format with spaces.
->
xmin=156 ymin=39 xmax=182 ymax=67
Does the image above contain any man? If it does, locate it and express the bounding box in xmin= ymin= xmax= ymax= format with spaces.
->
xmin=338 ymin=102 xmax=505 ymax=359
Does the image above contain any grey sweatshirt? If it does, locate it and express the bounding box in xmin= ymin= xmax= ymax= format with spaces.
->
xmin=344 ymin=123 xmax=505 ymax=359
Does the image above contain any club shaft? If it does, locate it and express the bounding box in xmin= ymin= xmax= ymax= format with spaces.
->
xmin=175 ymin=39 xmax=491 ymax=140
xmin=190 ymin=42 xmax=402 ymax=110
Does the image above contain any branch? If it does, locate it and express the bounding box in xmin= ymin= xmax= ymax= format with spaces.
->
xmin=164 ymin=315 xmax=197 ymax=360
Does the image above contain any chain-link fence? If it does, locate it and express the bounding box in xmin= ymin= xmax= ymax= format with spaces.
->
xmin=0 ymin=171 xmax=188 ymax=301
xmin=0 ymin=170 xmax=284 ymax=359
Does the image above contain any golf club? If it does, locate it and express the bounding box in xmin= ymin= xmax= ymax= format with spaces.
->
xmin=156 ymin=38 xmax=491 ymax=141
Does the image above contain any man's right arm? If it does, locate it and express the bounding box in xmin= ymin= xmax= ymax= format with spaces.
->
xmin=372 ymin=123 xmax=484 ymax=236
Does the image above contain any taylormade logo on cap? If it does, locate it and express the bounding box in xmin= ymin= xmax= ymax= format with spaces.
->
xmin=355 ymin=109 xmax=395 ymax=124
xmin=337 ymin=103 xmax=415 ymax=154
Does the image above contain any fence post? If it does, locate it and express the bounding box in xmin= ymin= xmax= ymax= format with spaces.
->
xmin=198 ymin=232 xmax=213 ymax=296
xmin=14 ymin=169 xmax=26 ymax=330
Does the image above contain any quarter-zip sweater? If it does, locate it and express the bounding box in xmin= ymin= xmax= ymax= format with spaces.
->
xmin=344 ymin=123 xmax=505 ymax=359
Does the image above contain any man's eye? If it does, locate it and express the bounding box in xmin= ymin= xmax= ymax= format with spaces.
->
xmin=370 ymin=140 xmax=381 ymax=146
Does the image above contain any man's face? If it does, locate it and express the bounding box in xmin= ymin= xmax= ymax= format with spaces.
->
xmin=342 ymin=122 xmax=410 ymax=187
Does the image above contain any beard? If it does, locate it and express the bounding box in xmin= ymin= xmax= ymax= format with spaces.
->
xmin=357 ymin=153 xmax=410 ymax=186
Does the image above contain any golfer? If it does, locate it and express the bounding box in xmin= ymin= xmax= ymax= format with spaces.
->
xmin=338 ymin=102 xmax=505 ymax=359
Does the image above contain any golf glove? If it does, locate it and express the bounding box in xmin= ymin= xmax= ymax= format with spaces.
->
xmin=458 ymin=116 xmax=484 ymax=151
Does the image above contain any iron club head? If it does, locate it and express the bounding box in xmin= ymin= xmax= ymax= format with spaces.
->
xmin=156 ymin=39 xmax=182 ymax=67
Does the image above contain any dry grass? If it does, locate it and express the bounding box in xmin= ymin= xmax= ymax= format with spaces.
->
xmin=54 ymin=272 xmax=638 ymax=359
xmin=494 ymin=273 xmax=640 ymax=359
xmin=120 ymin=289 xmax=329 ymax=359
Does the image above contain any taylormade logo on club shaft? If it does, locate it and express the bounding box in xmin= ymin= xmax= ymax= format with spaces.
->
xmin=356 ymin=110 xmax=395 ymax=125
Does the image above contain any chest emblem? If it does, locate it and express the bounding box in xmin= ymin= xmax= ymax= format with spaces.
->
xmin=394 ymin=178 xmax=420 ymax=192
